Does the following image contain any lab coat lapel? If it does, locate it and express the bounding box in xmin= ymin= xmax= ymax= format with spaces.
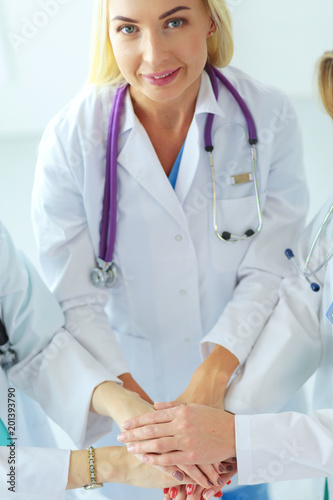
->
xmin=175 ymin=71 xmax=226 ymax=205
xmin=118 ymin=111 xmax=189 ymax=229
xmin=117 ymin=71 xmax=225 ymax=226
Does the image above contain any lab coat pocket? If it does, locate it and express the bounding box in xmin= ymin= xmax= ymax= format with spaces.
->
xmin=210 ymin=193 xmax=266 ymax=273
xmin=114 ymin=331 xmax=158 ymax=400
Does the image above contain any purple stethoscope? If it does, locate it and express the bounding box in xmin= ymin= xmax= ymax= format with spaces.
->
xmin=90 ymin=64 xmax=262 ymax=288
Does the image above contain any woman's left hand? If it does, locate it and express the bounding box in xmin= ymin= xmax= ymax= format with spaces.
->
xmin=118 ymin=402 xmax=236 ymax=466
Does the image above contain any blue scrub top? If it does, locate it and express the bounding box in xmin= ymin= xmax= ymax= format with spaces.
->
xmin=168 ymin=143 xmax=185 ymax=189
xmin=0 ymin=418 xmax=11 ymax=446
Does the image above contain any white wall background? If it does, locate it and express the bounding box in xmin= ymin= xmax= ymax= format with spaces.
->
xmin=0 ymin=2 xmax=332 ymax=497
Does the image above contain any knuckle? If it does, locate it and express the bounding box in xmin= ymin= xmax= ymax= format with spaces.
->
xmin=188 ymin=450 xmax=198 ymax=463
xmin=154 ymin=440 xmax=163 ymax=453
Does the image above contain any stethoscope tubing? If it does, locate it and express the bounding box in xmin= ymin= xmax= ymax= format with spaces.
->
xmin=285 ymin=202 xmax=333 ymax=292
xmin=95 ymin=65 xmax=261 ymax=283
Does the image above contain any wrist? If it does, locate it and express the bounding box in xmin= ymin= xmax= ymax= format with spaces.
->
xmin=67 ymin=450 xmax=90 ymax=490
xmin=91 ymin=381 xmax=125 ymax=417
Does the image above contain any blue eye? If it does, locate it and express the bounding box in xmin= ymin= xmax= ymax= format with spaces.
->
xmin=120 ymin=25 xmax=137 ymax=34
xmin=167 ymin=19 xmax=184 ymax=29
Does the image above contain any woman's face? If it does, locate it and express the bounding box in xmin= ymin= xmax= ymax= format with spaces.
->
xmin=108 ymin=0 xmax=215 ymax=105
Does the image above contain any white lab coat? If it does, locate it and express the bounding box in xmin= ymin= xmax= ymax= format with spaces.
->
xmin=234 ymin=195 xmax=333 ymax=498
xmin=32 ymin=66 xmax=309 ymax=500
xmin=0 ymin=220 xmax=118 ymax=498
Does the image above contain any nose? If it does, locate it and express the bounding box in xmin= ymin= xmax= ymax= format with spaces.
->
xmin=141 ymin=30 xmax=168 ymax=67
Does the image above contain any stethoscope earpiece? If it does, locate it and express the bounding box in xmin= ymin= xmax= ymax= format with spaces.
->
xmin=285 ymin=248 xmax=322 ymax=292
xmin=311 ymin=283 xmax=320 ymax=292
xmin=221 ymin=229 xmax=255 ymax=242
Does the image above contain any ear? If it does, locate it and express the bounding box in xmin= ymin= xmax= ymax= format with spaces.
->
xmin=207 ymin=18 xmax=217 ymax=38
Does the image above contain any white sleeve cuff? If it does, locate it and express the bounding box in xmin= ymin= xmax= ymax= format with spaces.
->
xmin=8 ymin=331 xmax=118 ymax=448
xmin=0 ymin=446 xmax=70 ymax=498
xmin=235 ymin=415 xmax=258 ymax=484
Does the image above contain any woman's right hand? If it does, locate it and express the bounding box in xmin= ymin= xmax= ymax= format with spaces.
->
xmin=119 ymin=402 xmax=236 ymax=466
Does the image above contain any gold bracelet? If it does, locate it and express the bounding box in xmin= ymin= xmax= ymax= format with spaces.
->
xmin=83 ymin=446 xmax=104 ymax=490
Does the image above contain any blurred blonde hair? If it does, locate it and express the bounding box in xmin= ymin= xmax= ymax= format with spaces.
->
xmin=317 ymin=51 xmax=333 ymax=119
xmin=88 ymin=0 xmax=234 ymax=86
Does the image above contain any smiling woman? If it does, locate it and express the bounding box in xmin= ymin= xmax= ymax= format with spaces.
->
xmin=32 ymin=1 xmax=310 ymax=500
xmin=89 ymin=0 xmax=233 ymax=86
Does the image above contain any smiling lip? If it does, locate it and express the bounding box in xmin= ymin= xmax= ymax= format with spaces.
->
xmin=142 ymin=68 xmax=180 ymax=86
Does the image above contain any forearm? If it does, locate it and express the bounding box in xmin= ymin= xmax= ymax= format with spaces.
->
xmin=179 ymin=345 xmax=239 ymax=407
xmin=90 ymin=380 xmax=154 ymax=429
xmin=67 ymin=447 xmax=127 ymax=489
xmin=67 ymin=446 xmax=180 ymax=489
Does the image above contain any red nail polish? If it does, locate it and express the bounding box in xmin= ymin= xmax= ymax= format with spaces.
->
xmin=186 ymin=485 xmax=194 ymax=495
xmin=214 ymin=490 xmax=222 ymax=497
xmin=163 ymin=488 xmax=170 ymax=494
xmin=170 ymin=487 xmax=178 ymax=499
xmin=227 ymin=481 xmax=231 ymax=485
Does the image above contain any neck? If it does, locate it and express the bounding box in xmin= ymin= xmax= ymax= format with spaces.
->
xmin=129 ymin=78 xmax=200 ymax=131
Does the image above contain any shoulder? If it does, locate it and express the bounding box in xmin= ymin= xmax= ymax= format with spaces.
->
xmin=40 ymin=84 xmax=117 ymax=149
xmin=220 ymin=65 xmax=288 ymax=104
xmin=217 ymin=65 xmax=293 ymax=123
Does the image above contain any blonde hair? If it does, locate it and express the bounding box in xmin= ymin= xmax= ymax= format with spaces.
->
xmin=88 ymin=0 xmax=234 ymax=86
xmin=317 ymin=51 xmax=333 ymax=119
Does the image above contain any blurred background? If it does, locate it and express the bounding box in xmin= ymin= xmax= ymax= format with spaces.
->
xmin=0 ymin=1 xmax=332 ymax=498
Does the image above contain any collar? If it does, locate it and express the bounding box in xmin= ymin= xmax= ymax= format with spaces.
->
xmin=118 ymin=68 xmax=226 ymax=135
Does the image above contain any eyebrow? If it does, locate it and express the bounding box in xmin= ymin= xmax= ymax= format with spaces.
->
xmin=111 ymin=6 xmax=191 ymax=23
xmin=159 ymin=6 xmax=191 ymax=20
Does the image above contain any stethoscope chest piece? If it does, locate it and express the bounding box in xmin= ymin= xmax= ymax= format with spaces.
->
xmin=90 ymin=258 xmax=118 ymax=288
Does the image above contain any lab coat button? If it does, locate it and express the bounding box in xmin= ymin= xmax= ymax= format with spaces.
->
xmin=175 ymin=235 xmax=182 ymax=241
xmin=179 ymin=290 xmax=187 ymax=295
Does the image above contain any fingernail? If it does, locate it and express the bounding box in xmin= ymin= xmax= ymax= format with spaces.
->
xmin=117 ymin=433 xmax=126 ymax=442
xmin=217 ymin=478 xmax=224 ymax=485
xmin=127 ymin=445 xmax=135 ymax=453
xmin=186 ymin=485 xmax=194 ymax=495
xmin=122 ymin=421 xmax=131 ymax=430
xmin=227 ymin=480 xmax=231 ymax=485
xmin=226 ymin=465 xmax=233 ymax=472
xmin=203 ymin=492 xmax=215 ymax=500
xmin=218 ymin=464 xmax=225 ymax=473
xmin=163 ymin=488 xmax=170 ymax=494
xmin=208 ymin=480 xmax=214 ymax=486
xmin=141 ymin=455 xmax=149 ymax=463
xmin=173 ymin=471 xmax=184 ymax=482
xmin=170 ymin=487 xmax=178 ymax=498
xmin=214 ymin=491 xmax=223 ymax=498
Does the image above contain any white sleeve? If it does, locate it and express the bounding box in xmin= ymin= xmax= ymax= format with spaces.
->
xmin=8 ymin=331 xmax=115 ymax=448
xmin=235 ymin=410 xmax=333 ymax=484
xmin=224 ymin=270 xmax=322 ymax=414
xmin=201 ymin=95 xmax=309 ymax=365
xmin=0 ymin=221 xmax=117 ymax=447
xmin=0 ymin=446 xmax=70 ymax=499
xmin=224 ymin=201 xmax=329 ymax=414
xmin=32 ymin=116 xmax=130 ymax=380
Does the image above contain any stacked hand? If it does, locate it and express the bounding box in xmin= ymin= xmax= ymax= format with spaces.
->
xmin=118 ymin=402 xmax=237 ymax=499
xmin=116 ymin=345 xmax=239 ymax=498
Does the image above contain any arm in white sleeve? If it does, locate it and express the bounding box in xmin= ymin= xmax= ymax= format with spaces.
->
xmin=32 ymin=112 xmax=130 ymax=379
xmin=236 ymin=410 xmax=333 ymax=484
xmin=224 ymin=198 xmax=332 ymax=414
xmin=201 ymin=95 xmax=309 ymax=365
xmin=0 ymin=221 xmax=119 ymax=447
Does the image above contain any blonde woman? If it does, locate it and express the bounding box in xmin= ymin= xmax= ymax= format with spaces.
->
xmin=32 ymin=1 xmax=309 ymax=499
xmin=118 ymin=52 xmax=333 ymax=500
